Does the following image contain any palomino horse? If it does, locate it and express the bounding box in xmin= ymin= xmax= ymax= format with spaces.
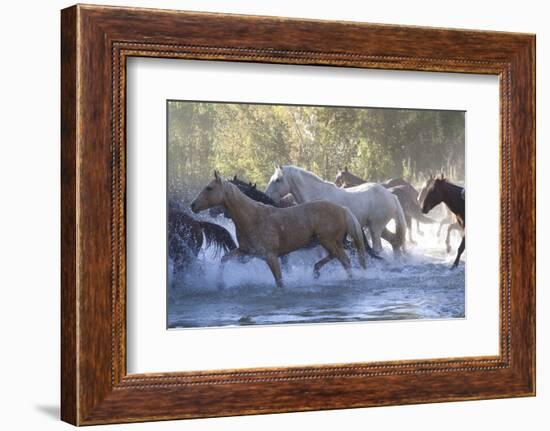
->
xmin=191 ymin=172 xmax=367 ymax=288
xmin=223 ymin=177 xmax=381 ymax=260
xmin=168 ymin=206 xmax=237 ymax=274
xmin=421 ymin=176 xmax=465 ymax=268
xmin=266 ymin=165 xmax=407 ymax=254
xmin=418 ymin=175 xmax=463 ymax=253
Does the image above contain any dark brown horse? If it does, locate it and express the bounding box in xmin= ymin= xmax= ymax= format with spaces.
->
xmin=421 ymin=176 xmax=465 ymax=268
xmin=168 ymin=206 xmax=237 ymax=274
xmin=418 ymin=174 xmax=463 ymax=253
xmin=334 ymin=167 xmax=433 ymax=242
xmin=191 ymin=172 xmax=366 ymax=288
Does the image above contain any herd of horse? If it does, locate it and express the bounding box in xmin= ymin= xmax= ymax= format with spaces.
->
xmin=170 ymin=165 xmax=465 ymax=288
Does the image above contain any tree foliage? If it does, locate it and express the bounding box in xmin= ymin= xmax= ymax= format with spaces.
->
xmin=168 ymin=101 xmax=464 ymax=199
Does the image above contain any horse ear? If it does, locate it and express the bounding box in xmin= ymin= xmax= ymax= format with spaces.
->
xmin=344 ymin=166 xmax=349 ymax=172
xmin=233 ymin=175 xmax=237 ymax=181
xmin=214 ymin=170 xmax=222 ymax=183
xmin=253 ymin=183 xmax=257 ymax=189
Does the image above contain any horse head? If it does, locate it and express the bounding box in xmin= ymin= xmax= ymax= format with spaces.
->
xmin=191 ymin=171 xmax=226 ymax=213
xmin=421 ymin=177 xmax=446 ymax=214
xmin=334 ymin=167 xmax=346 ymax=187
xmin=418 ymin=174 xmax=436 ymax=205
xmin=335 ymin=166 xmax=360 ymax=188
xmin=265 ymin=165 xmax=291 ymax=202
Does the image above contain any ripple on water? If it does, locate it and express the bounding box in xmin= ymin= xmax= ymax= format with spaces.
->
xmin=167 ymin=217 xmax=465 ymax=328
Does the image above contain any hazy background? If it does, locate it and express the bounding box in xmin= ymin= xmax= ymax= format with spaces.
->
xmin=168 ymin=101 xmax=465 ymax=200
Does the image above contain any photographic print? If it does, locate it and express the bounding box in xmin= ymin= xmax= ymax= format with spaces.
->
xmin=167 ymin=100 xmax=465 ymax=329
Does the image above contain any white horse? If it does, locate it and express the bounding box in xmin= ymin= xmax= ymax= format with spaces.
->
xmin=265 ymin=165 xmax=407 ymax=254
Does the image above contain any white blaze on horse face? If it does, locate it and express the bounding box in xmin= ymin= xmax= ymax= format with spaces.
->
xmin=265 ymin=167 xmax=290 ymax=202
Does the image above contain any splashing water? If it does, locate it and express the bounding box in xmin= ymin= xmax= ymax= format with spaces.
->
xmin=167 ymin=210 xmax=465 ymax=329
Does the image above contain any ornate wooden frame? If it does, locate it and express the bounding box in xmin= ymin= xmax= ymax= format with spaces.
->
xmin=61 ymin=4 xmax=535 ymax=425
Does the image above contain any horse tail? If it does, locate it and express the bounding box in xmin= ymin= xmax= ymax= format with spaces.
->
xmin=344 ymin=208 xmax=367 ymax=269
xmin=392 ymin=195 xmax=407 ymax=253
xmin=198 ymin=221 xmax=237 ymax=257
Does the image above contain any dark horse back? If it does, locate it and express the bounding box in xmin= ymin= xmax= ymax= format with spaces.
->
xmin=198 ymin=221 xmax=237 ymax=257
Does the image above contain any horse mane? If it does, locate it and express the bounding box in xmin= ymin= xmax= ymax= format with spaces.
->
xmin=283 ymin=165 xmax=336 ymax=187
xmin=436 ymin=178 xmax=464 ymax=193
xmin=221 ymin=179 xmax=266 ymax=210
xmin=230 ymin=176 xmax=251 ymax=188
xmin=229 ymin=178 xmax=278 ymax=206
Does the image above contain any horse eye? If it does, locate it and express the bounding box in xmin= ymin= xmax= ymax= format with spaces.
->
xmin=206 ymin=186 xmax=212 ymax=191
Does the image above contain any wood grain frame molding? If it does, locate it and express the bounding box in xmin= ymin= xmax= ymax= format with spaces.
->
xmin=61 ymin=4 xmax=535 ymax=425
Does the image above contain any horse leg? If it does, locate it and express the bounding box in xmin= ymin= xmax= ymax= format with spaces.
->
xmin=381 ymin=227 xmax=404 ymax=255
xmin=452 ymin=236 xmax=465 ymax=269
xmin=265 ymin=254 xmax=283 ymax=288
xmin=314 ymin=237 xmax=341 ymax=277
xmin=445 ymin=223 xmax=460 ymax=254
xmin=333 ymin=246 xmax=353 ymax=280
xmin=416 ymin=219 xmax=424 ymax=237
xmin=445 ymin=224 xmax=453 ymax=253
xmin=313 ymin=255 xmax=334 ymax=278
xmin=406 ymin=214 xmax=415 ymax=245
xmin=437 ymin=221 xmax=445 ymax=237
xmin=370 ymin=225 xmax=385 ymax=253
xmin=317 ymin=240 xmax=353 ymax=279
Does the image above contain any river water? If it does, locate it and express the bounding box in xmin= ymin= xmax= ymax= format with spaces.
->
xmin=167 ymin=211 xmax=465 ymax=329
